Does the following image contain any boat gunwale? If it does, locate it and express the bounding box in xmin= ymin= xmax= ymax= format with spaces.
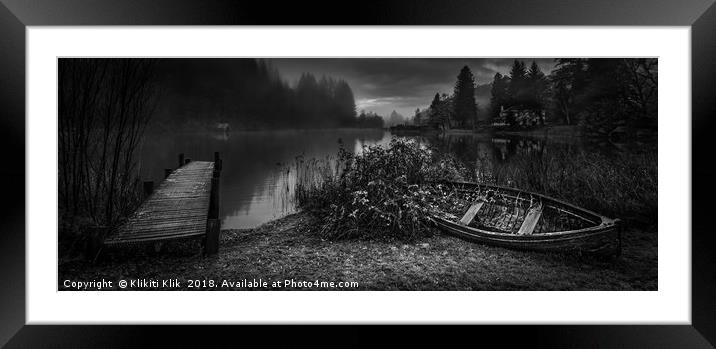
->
xmin=430 ymin=181 xmax=619 ymax=238
xmin=433 ymin=216 xmax=618 ymax=241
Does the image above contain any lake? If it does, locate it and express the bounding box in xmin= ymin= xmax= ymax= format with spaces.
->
xmin=138 ymin=128 xmax=648 ymax=229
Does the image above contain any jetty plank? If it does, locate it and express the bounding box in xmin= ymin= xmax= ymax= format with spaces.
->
xmin=104 ymin=161 xmax=216 ymax=246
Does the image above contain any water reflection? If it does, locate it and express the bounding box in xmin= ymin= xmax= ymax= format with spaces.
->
xmin=139 ymin=129 xmax=388 ymax=229
xmin=139 ymin=129 xmax=648 ymax=229
xmin=434 ymin=134 xmax=552 ymax=159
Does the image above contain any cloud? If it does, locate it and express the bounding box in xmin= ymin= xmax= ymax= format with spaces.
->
xmin=269 ymin=58 xmax=557 ymax=117
xmin=356 ymin=97 xmax=402 ymax=109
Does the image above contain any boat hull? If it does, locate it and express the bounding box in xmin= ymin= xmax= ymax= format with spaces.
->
xmin=430 ymin=182 xmax=622 ymax=254
xmin=433 ymin=217 xmax=621 ymax=254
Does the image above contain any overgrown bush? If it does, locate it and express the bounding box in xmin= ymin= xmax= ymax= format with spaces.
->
xmin=297 ymin=139 xmax=469 ymax=240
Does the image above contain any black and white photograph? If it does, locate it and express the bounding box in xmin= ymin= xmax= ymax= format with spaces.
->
xmin=4 ymin=0 xmax=716 ymax=345
xmin=55 ymin=57 xmax=658 ymax=291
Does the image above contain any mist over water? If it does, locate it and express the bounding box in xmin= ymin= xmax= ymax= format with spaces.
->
xmin=139 ymin=128 xmax=646 ymax=229
xmin=139 ymin=129 xmax=390 ymax=229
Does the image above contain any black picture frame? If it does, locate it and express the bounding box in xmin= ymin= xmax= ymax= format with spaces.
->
xmin=1 ymin=0 xmax=714 ymax=347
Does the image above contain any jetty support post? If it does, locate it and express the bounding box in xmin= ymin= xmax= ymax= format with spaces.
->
xmin=178 ymin=153 xmax=185 ymax=168
xmin=205 ymin=219 xmax=220 ymax=255
xmin=209 ymin=176 xmax=220 ymax=219
xmin=615 ymin=219 xmax=623 ymax=258
xmin=205 ymin=178 xmax=220 ymax=256
xmin=209 ymin=152 xmax=221 ymax=219
xmin=143 ymin=181 xmax=154 ymax=199
xmin=85 ymin=226 xmax=107 ymax=263
xmin=213 ymin=151 xmax=222 ymax=178
xmin=164 ymin=168 xmax=173 ymax=179
xmin=205 ymin=154 xmax=221 ymax=255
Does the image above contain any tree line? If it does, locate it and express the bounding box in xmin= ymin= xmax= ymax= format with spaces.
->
xmin=357 ymin=110 xmax=387 ymax=128
xmin=415 ymin=59 xmax=656 ymax=134
xmin=489 ymin=60 xmax=548 ymax=125
xmin=549 ymin=58 xmax=657 ymax=134
xmin=489 ymin=58 xmax=656 ymax=133
xmin=414 ymin=65 xmax=480 ymax=130
xmin=418 ymin=61 xmax=549 ymax=129
xmin=153 ymin=59 xmax=368 ymax=131
xmin=413 ymin=63 xmax=550 ymax=130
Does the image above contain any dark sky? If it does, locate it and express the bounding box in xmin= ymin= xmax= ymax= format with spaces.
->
xmin=269 ymin=58 xmax=556 ymax=118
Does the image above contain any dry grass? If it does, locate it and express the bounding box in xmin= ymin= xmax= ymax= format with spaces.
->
xmin=59 ymin=212 xmax=656 ymax=291
xmin=476 ymin=147 xmax=657 ymax=226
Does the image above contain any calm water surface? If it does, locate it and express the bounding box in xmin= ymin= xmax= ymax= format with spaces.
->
xmin=139 ymin=128 xmax=645 ymax=229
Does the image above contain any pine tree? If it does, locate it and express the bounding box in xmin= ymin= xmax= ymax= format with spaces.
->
xmin=334 ymin=80 xmax=357 ymax=125
xmin=527 ymin=60 xmax=547 ymax=114
xmin=489 ymin=72 xmax=510 ymax=121
xmin=508 ymin=60 xmax=528 ymax=106
xmin=413 ymin=108 xmax=421 ymax=125
xmin=428 ymin=93 xmax=442 ymax=129
xmin=452 ymin=66 xmax=478 ymax=129
xmin=388 ymin=110 xmax=404 ymax=127
xmin=428 ymin=93 xmax=453 ymax=130
xmin=551 ymin=58 xmax=588 ymax=125
xmin=295 ymin=73 xmax=320 ymax=125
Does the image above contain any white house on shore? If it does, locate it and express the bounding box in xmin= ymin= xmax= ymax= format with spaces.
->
xmin=215 ymin=122 xmax=230 ymax=132
xmin=495 ymin=106 xmax=546 ymax=127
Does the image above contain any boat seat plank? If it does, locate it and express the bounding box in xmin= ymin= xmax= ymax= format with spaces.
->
xmin=517 ymin=203 xmax=543 ymax=235
xmin=459 ymin=200 xmax=484 ymax=226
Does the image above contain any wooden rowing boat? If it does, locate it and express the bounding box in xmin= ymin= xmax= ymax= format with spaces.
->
xmin=429 ymin=181 xmax=622 ymax=255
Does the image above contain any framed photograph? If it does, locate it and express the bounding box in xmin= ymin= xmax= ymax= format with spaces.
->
xmin=1 ymin=0 xmax=714 ymax=347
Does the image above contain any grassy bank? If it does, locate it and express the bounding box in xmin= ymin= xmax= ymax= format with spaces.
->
xmin=475 ymin=147 xmax=657 ymax=225
xmin=493 ymin=125 xmax=582 ymax=139
xmin=296 ymin=138 xmax=656 ymax=241
xmin=401 ymin=125 xmax=583 ymax=138
xmin=58 ymin=212 xmax=656 ymax=291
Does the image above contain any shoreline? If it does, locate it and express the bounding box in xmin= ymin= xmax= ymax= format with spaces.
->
xmin=393 ymin=124 xmax=658 ymax=141
xmin=391 ymin=125 xmax=585 ymax=138
xmin=58 ymin=211 xmax=657 ymax=291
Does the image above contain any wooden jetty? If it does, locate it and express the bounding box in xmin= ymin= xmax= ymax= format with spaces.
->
xmin=100 ymin=152 xmax=223 ymax=256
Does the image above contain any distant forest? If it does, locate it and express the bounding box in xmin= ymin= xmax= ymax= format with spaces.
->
xmin=153 ymin=59 xmax=378 ymax=131
xmin=57 ymin=58 xmax=376 ymax=232
xmin=415 ymin=58 xmax=657 ymax=135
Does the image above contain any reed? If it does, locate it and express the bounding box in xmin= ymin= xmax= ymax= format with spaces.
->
xmin=474 ymin=148 xmax=657 ymax=225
